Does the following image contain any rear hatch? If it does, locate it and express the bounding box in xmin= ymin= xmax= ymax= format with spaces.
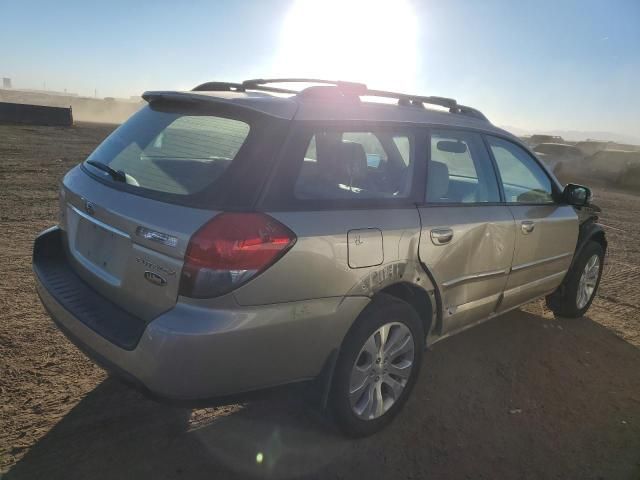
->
xmin=59 ymin=94 xmax=292 ymax=321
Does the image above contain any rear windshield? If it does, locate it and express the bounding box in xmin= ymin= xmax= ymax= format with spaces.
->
xmin=85 ymin=106 xmax=250 ymax=195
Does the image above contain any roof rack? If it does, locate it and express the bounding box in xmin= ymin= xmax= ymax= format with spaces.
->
xmin=192 ymin=81 xmax=298 ymax=94
xmin=191 ymin=78 xmax=488 ymax=121
xmin=243 ymin=78 xmax=368 ymax=92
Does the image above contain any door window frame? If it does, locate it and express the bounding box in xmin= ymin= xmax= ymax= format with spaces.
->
xmin=421 ymin=127 xmax=505 ymax=207
xmin=418 ymin=126 xmax=565 ymax=207
xmin=483 ymin=134 xmax=563 ymax=206
xmin=259 ymin=120 xmax=428 ymax=211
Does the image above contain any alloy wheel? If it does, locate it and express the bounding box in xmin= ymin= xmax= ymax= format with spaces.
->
xmin=348 ymin=322 xmax=415 ymax=420
xmin=577 ymin=254 xmax=600 ymax=309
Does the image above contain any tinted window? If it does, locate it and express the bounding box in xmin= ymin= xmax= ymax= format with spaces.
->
xmin=487 ymin=136 xmax=554 ymax=203
xmin=428 ymin=130 xmax=500 ymax=203
xmin=294 ymin=130 xmax=414 ymax=199
xmin=86 ymin=107 xmax=250 ymax=196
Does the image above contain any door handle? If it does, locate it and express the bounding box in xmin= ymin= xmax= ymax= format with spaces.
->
xmin=521 ymin=221 xmax=535 ymax=234
xmin=430 ymin=228 xmax=454 ymax=245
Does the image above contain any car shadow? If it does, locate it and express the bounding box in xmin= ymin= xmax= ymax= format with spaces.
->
xmin=6 ymin=310 xmax=640 ymax=480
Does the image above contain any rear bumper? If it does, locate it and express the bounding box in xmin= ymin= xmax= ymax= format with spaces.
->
xmin=33 ymin=227 xmax=369 ymax=401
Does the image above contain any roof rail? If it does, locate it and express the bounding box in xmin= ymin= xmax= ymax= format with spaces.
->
xmin=192 ymin=81 xmax=298 ymax=94
xmin=191 ymin=78 xmax=488 ymax=121
xmin=192 ymin=81 xmax=245 ymax=92
xmin=242 ymin=78 xmax=368 ymax=93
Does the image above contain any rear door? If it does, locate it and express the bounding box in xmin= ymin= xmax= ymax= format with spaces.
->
xmin=485 ymin=136 xmax=578 ymax=312
xmin=243 ymin=122 xmax=424 ymax=305
xmin=417 ymin=129 xmax=516 ymax=335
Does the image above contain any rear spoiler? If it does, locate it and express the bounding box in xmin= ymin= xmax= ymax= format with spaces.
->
xmin=141 ymin=91 xmax=297 ymax=120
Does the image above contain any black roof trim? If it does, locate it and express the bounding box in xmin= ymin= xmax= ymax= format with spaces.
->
xmin=191 ymin=78 xmax=489 ymax=122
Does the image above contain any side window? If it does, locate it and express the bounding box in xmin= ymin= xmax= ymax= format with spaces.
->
xmin=294 ymin=130 xmax=414 ymax=200
xmin=428 ymin=130 xmax=500 ymax=203
xmin=487 ymin=136 xmax=554 ymax=204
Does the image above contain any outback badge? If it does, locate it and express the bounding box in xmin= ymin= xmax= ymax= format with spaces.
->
xmin=144 ymin=271 xmax=167 ymax=286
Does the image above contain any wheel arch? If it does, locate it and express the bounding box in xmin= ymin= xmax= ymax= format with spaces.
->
xmin=319 ymin=281 xmax=437 ymax=409
xmin=571 ymin=221 xmax=607 ymax=271
xmin=375 ymin=282 xmax=436 ymax=342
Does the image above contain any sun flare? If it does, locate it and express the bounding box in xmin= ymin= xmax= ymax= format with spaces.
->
xmin=276 ymin=0 xmax=419 ymax=91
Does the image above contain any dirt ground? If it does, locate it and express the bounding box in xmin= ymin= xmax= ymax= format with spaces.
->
xmin=1 ymin=123 xmax=639 ymax=479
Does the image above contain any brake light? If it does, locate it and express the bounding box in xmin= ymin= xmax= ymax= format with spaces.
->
xmin=179 ymin=213 xmax=296 ymax=298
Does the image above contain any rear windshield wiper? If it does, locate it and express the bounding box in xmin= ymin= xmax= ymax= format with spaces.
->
xmin=86 ymin=160 xmax=127 ymax=183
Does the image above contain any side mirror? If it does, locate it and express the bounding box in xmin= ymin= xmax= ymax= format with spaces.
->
xmin=563 ymin=183 xmax=591 ymax=206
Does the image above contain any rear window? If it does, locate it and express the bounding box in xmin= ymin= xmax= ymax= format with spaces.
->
xmin=85 ymin=106 xmax=250 ymax=195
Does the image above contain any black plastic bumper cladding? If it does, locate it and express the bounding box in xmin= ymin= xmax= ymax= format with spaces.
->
xmin=33 ymin=227 xmax=146 ymax=350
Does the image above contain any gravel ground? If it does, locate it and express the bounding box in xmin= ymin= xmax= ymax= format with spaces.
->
xmin=1 ymin=123 xmax=639 ymax=479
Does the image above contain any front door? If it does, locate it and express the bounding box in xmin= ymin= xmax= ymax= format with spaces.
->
xmin=485 ymin=136 xmax=579 ymax=312
xmin=418 ymin=129 xmax=516 ymax=335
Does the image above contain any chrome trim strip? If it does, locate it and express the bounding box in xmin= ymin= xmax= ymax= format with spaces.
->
xmin=503 ymin=270 xmax=568 ymax=298
xmin=446 ymin=292 xmax=502 ymax=316
xmin=428 ymin=277 xmax=565 ymax=348
xmin=69 ymin=205 xmax=130 ymax=239
xmin=442 ymin=268 xmax=509 ymax=289
xmin=511 ymin=252 xmax=573 ymax=272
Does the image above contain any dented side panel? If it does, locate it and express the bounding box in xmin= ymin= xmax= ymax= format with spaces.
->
xmin=417 ymin=205 xmax=516 ymax=334
xmin=232 ymin=208 xmax=430 ymax=306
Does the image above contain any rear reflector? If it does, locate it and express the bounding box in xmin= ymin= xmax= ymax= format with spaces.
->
xmin=179 ymin=213 xmax=296 ymax=298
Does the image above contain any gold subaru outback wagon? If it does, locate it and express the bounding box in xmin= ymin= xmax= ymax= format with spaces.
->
xmin=33 ymin=79 xmax=606 ymax=436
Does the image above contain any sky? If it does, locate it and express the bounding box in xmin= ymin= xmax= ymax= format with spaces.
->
xmin=1 ymin=0 xmax=638 ymax=138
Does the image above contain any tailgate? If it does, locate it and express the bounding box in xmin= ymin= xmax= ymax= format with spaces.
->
xmin=60 ymin=166 xmax=216 ymax=321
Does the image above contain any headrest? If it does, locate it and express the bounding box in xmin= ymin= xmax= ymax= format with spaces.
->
xmin=326 ymin=141 xmax=368 ymax=184
xmin=427 ymin=160 xmax=449 ymax=201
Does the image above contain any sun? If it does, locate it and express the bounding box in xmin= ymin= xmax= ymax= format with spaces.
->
xmin=275 ymin=0 xmax=419 ymax=91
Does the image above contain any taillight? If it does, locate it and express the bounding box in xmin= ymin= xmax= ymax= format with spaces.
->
xmin=179 ymin=213 xmax=296 ymax=298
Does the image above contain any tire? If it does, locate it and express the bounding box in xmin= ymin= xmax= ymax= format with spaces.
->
xmin=330 ymin=294 xmax=424 ymax=437
xmin=546 ymin=241 xmax=604 ymax=318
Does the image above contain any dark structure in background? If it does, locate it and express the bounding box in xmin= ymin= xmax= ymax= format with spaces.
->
xmin=0 ymin=88 xmax=142 ymax=124
xmin=2 ymin=77 xmax=12 ymax=89
xmin=0 ymin=101 xmax=73 ymax=126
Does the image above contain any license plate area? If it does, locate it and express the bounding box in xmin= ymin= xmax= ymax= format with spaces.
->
xmin=68 ymin=206 xmax=130 ymax=286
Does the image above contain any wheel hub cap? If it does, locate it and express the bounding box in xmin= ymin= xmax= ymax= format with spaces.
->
xmin=348 ymin=322 xmax=415 ymax=420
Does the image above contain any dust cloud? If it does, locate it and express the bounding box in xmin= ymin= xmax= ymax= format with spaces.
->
xmin=524 ymin=137 xmax=640 ymax=191
xmin=0 ymin=88 xmax=142 ymax=124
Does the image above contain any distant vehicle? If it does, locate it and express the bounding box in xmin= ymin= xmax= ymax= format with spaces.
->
xmin=533 ymin=143 xmax=584 ymax=174
xmin=533 ymin=143 xmax=582 ymax=157
xmin=33 ymin=79 xmax=607 ymax=436
xmin=575 ymin=140 xmax=640 ymax=157
xmin=528 ymin=134 xmax=564 ymax=146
